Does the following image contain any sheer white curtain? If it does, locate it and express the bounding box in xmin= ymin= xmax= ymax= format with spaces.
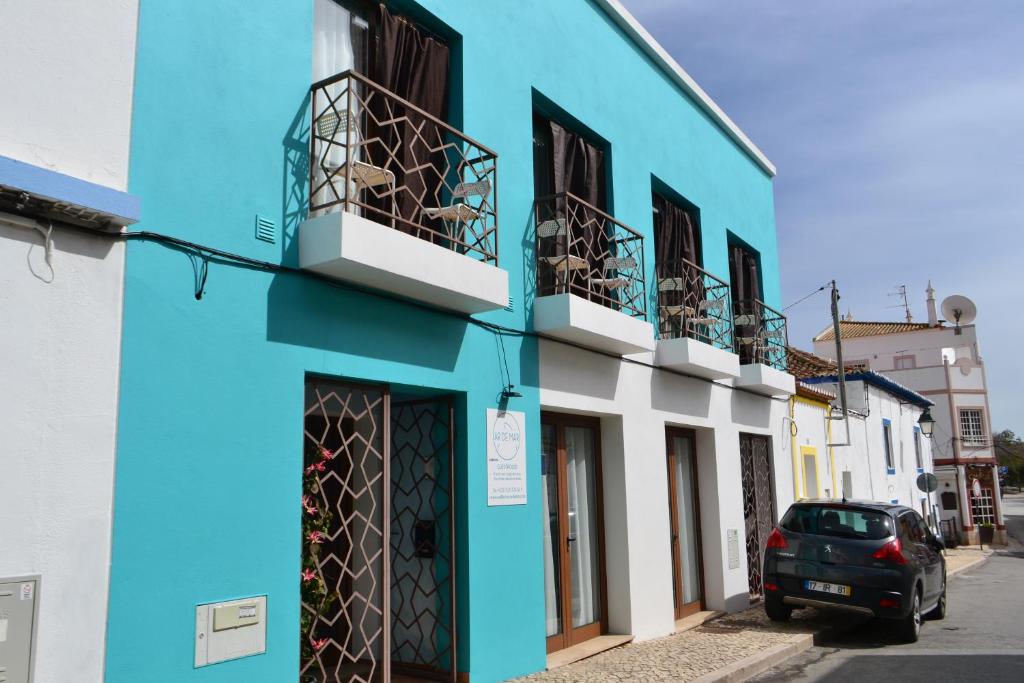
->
xmin=312 ymin=0 xmax=358 ymax=210
xmin=541 ymin=430 xmax=560 ymax=637
xmin=674 ymin=437 xmax=702 ymax=604
xmin=566 ymin=427 xmax=599 ymax=627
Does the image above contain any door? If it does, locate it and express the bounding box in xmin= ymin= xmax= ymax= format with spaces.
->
xmin=542 ymin=413 xmax=607 ymax=652
xmin=666 ymin=429 xmax=704 ymax=619
xmin=740 ymin=433 xmax=775 ymax=599
xmin=801 ymin=448 xmax=819 ymax=499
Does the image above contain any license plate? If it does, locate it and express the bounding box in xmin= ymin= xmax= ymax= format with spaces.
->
xmin=804 ymin=580 xmax=851 ymax=596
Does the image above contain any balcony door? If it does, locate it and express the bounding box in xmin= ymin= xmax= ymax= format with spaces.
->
xmin=728 ymin=244 xmax=761 ymax=364
xmin=666 ymin=428 xmax=704 ymax=619
xmin=542 ymin=413 xmax=607 ymax=653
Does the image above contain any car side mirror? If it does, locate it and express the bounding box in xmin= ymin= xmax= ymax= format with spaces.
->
xmin=929 ymin=535 xmax=945 ymax=551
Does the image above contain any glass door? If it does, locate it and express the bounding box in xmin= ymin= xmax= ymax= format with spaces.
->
xmin=666 ymin=429 xmax=704 ymax=619
xmin=543 ymin=413 xmax=606 ymax=652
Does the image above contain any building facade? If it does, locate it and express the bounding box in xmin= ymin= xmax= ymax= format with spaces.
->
xmin=65 ymin=1 xmax=796 ymax=682
xmin=0 ymin=2 xmax=140 ymax=682
xmin=788 ymin=349 xmax=936 ymax=522
xmin=811 ymin=285 xmax=1005 ymax=545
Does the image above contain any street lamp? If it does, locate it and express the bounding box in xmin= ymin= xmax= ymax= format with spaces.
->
xmin=918 ymin=407 xmax=936 ymax=438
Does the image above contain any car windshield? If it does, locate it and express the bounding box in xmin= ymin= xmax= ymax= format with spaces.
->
xmin=781 ymin=505 xmax=893 ymax=540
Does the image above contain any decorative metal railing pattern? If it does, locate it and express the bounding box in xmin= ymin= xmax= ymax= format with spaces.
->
xmin=390 ymin=399 xmax=457 ymax=683
xmin=740 ymin=433 xmax=774 ymax=599
xmin=302 ymin=380 xmax=389 ymax=683
xmin=656 ymin=258 xmax=733 ymax=350
xmin=535 ymin=192 xmax=647 ymax=319
xmin=310 ymin=70 xmax=499 ymax=265
xmin=733 ymin=298 xmax=788 ymax=370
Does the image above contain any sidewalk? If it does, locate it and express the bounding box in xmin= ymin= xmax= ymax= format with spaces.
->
xmin=514 ymin=546 xmax=995 ymax=683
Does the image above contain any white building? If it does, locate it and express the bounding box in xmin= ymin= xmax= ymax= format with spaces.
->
xmin=0 ymin=2 xmax=139 ymax=681
xmin=811 ymin=284 xmax=1005 ymax=545
xmin=787 ymin=348 xmax=936 ymax=524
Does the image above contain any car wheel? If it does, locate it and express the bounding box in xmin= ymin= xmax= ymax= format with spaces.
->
xmin=765 ymin=595 xmax=792 ymax=622
xmin=928 ymin=577 xmax=947 ymax=621
xmin=897 ymin=588 xmax=922 ymax=643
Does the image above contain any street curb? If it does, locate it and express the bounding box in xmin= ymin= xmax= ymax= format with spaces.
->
xmin=947 ymin=553 xmax=992 ymax=577
xmin=689 ymin=634 xmax=813 ymax=683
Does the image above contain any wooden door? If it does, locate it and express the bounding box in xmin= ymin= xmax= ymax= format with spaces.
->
xmin=542 ymin=413 xmax=607 ymax=653
xmin=667 ymin=428 xmax=705 ymax=619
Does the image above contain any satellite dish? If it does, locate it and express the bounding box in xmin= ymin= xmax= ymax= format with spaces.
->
xmin=941 ymin=294 xmax=977 ymax=330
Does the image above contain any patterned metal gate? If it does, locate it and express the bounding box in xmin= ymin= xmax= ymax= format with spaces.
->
xmin=302 ymin=380 xmax=390 ymax=682
xmin=390 ymin=399 xmax=457 ymax=682
xmin=740 ymin=434 xmax=774 ymax=599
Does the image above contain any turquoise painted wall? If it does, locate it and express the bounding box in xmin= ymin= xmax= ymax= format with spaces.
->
xmin=109 ymin=1 xmax=778 ymax=682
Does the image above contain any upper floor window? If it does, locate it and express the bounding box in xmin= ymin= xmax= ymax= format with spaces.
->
xmin=882 ymin=419 xmax=895 ymax=473
xmin=894 ymin=354 xmax=916 ymax=370
xmin=959 ymin=408 xmax=987 ymax=447
xmin=914 ymin=427 xmax=923 ymax=471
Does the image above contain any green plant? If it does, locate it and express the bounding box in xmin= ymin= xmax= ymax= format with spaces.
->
xmin=300 ymin=445 xmax=339 ymax=663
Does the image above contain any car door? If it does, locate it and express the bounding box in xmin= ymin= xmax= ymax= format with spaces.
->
xmin=898 ymin=512 xmax=931 ymax=600
xmin=913 ymin=512 xmax=942 ymax=598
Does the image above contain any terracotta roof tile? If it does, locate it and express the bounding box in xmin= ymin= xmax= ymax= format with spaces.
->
xmin=786 ymin=346 xmax=865 ymax=379
xmin=813 ymin=321 xmax=934 ymax=342
xmin=796 ymin=382 xmax=835 ymax=403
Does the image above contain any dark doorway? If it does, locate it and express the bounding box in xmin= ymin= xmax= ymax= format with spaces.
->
xmin=666 ymin=428 xmax=705 ymax=619
xmin=739 ymin=433 xmax=774 ymax=599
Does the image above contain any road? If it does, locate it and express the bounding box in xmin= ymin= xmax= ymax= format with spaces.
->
xmin=752 ymin=494 xmax=1024 ymax=682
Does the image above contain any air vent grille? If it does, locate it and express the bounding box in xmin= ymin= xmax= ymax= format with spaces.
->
xmin=504 ymin=296 xmax=514 ymax=313
xmin=255 ymin=215 xmax=276 ymax=243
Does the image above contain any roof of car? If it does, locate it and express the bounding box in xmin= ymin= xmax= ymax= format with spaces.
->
xmin=791 ymin=499 xmax=910 ymax=512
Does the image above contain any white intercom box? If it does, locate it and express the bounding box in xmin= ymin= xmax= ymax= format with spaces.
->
xmin=194 ymin=596 xmax=266 ymax=667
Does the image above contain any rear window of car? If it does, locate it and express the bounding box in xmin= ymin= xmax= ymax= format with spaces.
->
xmin=781 ymin=505 xmax=893 ymax=540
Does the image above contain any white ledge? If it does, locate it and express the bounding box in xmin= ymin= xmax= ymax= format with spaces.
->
xmin=299 ymin=210 xmax=508 ymax=314
xmin=534 ymin=293 xmax=655 ymax=356
xmin=735 ymin=363 xmax=796 ymax=397
xmin=656 ymin=337 xmax=740 ymax=380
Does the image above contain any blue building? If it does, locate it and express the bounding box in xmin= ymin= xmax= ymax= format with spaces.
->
xmin=107 ymin=1 xmax=795 ymax=681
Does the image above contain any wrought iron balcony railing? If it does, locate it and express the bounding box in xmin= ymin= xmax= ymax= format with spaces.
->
xmin=310 ymin=70 xmax=499 ymax=265
xmin=656 ymin=259 xmax=734 ymax=351
xmin=734 ymin=299 xmax=788 ymax=370
xmin=535 ymin=192 xmax=647 ymax=319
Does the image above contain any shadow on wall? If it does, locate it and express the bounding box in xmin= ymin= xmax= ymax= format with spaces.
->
xmin=730 ymin=390 xmax=773 ymax=430
xmin=282 ymin=91 xmax=310 ymax=269
xmin=265 ymin=272 xmax=467 ymax=371
xmin=521 ymin=201 xmax=539 ymax=332
xmin=650 ymin=372 xmax=713 ymax=418
xmin=538 ymin=338 xmax=621 ymax=401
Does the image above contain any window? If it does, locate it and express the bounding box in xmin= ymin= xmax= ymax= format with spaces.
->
xmin=882 ymin=419 xmax=895 ymax=474
xmin=971 ymin=489 xmax=994 ymax=525
xmin=781 ymin=505 xmax=893 ymax=540
xmin=894 ymin=354 xmax=916 ymax=370
xmin=914 ymin=427 xmax=923 ymax=472
xmin=941 ymin=491 xmax=958 ymax=511
xmin=959 ymin=408 xmax=986 ymax=447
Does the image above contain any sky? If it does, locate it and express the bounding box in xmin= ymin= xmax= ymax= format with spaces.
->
xmin=622 ymin=0 xmax=1023 ymax=431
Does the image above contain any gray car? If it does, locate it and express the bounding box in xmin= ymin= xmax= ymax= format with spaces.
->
xmin=762 ymin=500 xmax=946 ymax=642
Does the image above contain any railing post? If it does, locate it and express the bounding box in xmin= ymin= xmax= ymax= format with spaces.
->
xmin=344 ymin=74 xmax=354 ymax=216
xmin=309 ymin=86 xmax=317 ymax=215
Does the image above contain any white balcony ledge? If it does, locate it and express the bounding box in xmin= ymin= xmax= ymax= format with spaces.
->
xmin=735 ymin=363 xmax=796 ymax=397
xmin=299 ymin=210 xmax=509 ymax=314
xmin=534 ymin=293 xmax=655 ymax=356
xmin=656 ymin=337 xmax=740 ymax=380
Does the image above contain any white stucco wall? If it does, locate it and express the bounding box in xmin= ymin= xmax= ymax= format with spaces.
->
xmin=0 ymin=0 xmax=139 ymax=190
xmin=789 ymin=398 xmax=832 ymax=499
xmin=0 ymin=2 xmax=138 ymax=681
xmin=539 ymin=341 xmax=793 ymax=641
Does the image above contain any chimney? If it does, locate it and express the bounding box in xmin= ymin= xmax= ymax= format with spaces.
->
xmin=926 ymin=281 xmax=938 ymax=327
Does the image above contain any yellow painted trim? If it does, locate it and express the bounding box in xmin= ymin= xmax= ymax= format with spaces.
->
xmin=800 ymin=445 xmax=821 ymax=498
xmin=789 ymin=398 xmax=800 ymax=500
xmin=827 ymin=410 xmax=837 ymax=496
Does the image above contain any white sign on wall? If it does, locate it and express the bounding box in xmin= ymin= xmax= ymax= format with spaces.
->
xmin=487 ymin=408 xmax=527 ymax=506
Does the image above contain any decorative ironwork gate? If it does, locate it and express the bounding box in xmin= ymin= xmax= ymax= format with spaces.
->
xmin=390 ymin=399 xmax=457 ymax=682
xmin=740 ymin=434 xmax=774 ymax=599
xmin=302 ymin=380 xmax=390 ymax=682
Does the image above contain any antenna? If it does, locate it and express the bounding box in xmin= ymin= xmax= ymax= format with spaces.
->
xmin=941 ymin=295 xmax=977 ymax=336
xmin=887 ymin=285 xmax=912 ymax=322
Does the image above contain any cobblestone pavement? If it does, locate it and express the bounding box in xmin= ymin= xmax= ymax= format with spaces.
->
xmin=514 ymin=606 xmax=841 ymax=682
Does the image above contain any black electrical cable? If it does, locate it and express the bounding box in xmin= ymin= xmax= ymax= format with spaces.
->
xmin=783 ymin=282 xmax=829 ymax=312
xmin=53 ymin=221 xmax=792 ymax=403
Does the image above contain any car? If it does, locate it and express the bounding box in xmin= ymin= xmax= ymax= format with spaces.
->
xmin=762 ymin=500 xmax=946 ymax=643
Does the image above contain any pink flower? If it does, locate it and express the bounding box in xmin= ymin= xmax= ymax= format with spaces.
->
xmin=301 ymin=568 xmax=317 ymax=582
xmin=308 ymin=530 xmax=323 ymax=544
xmin=304 ymin=461 xmax=326 ymax=476
xmin=319 ymin=446 xmax=334 ymax=461
xmin=302 ymin=495 xmax=317 ymax=515
xmin=312 ymin=637 xmax=329 ymax=651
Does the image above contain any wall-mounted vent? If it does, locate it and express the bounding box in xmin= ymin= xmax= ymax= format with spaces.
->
xmin=504 ymin=296 xmax=514 ymax=313
xmin=255 ymin=215 xmax=276 ymax=243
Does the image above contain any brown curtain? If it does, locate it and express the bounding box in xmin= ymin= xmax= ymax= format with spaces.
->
xmin=371 ymin=5 xmax=449 ymax=237
xmin=655 ymin=194 xmax=702 ymax=335
xmin=729 ymin=245 xmax=762 ymax=361
xmin=549 ymin=121 xmax=607 ymax=297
